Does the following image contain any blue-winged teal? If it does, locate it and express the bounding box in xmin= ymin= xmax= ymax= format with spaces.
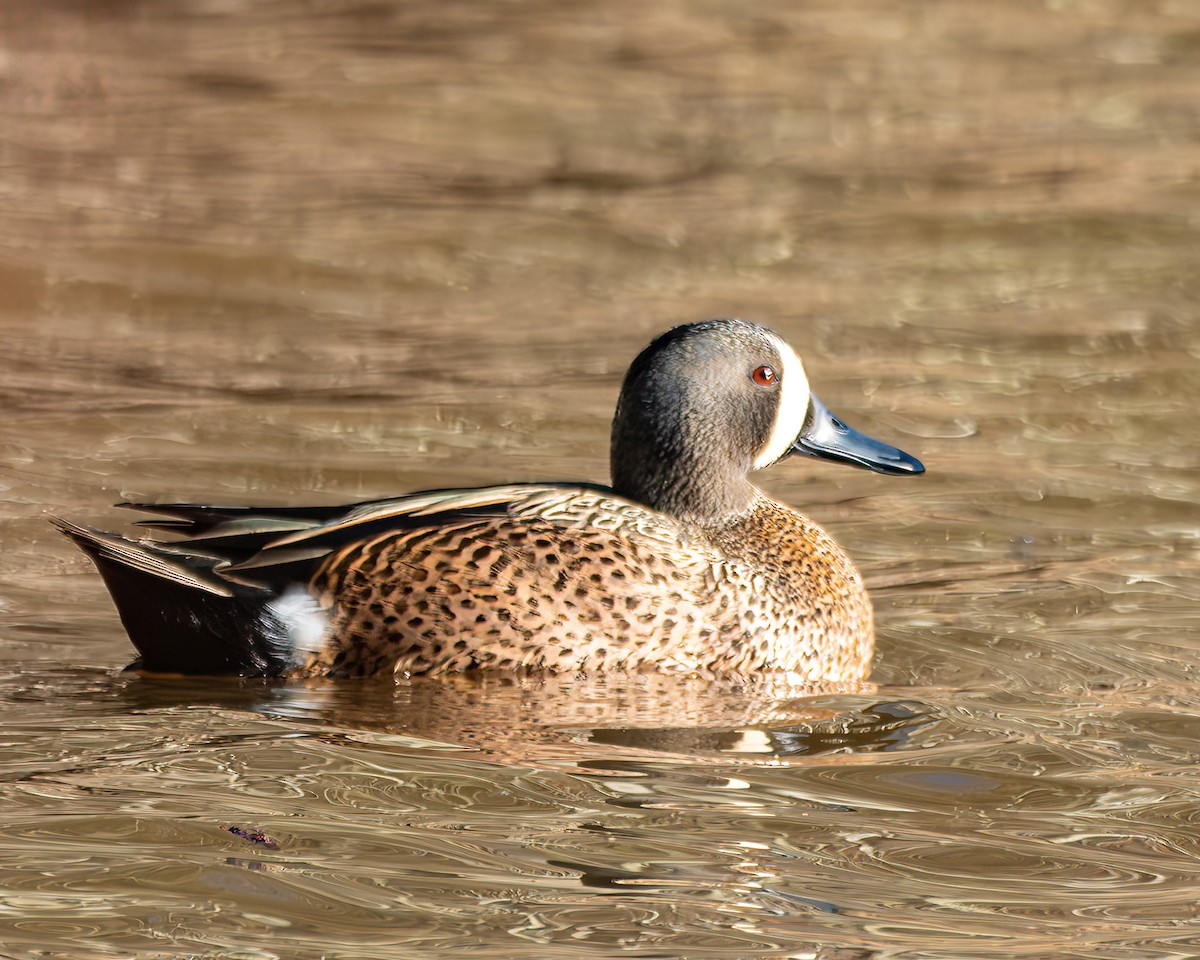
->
xmin=54 ymin=319 xmax=923 ymax=680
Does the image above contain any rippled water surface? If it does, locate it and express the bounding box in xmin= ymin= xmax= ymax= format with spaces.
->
xmin=3 ymin=2 xmax=1200 ymax=958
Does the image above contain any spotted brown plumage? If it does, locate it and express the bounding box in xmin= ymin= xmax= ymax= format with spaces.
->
xmin=53 ymin=318 xmax=924 ymax=680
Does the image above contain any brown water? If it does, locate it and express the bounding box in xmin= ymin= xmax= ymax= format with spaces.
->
xmin=2 ymin=1 xmax=1200 ymax=957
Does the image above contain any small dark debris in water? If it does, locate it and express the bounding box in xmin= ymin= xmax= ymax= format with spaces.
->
xmin=223 ymin=824 xmax=280 ymax=849
xmin=224 ymin=857 xmax=269 ymax=872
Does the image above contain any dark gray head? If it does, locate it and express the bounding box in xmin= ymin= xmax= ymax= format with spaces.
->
xmin=610 ymin=318 xmax=923 ymax=523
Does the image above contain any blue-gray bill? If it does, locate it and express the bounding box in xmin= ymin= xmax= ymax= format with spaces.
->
xmin=790 ymin=395 xmax=925 ymax=476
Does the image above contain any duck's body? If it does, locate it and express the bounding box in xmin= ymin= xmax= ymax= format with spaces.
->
xmin=306 ymin=485 xmax=873 ymax=678
xmin=55 ymin=319 xmax=923 ymax=680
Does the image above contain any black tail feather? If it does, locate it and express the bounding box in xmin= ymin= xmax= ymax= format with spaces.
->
xmin=52 ymin=518 xmax=292 ymax=677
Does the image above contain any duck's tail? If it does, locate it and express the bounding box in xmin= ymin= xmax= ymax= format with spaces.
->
xmin=51 ymin=517 xmax=301 ymax=676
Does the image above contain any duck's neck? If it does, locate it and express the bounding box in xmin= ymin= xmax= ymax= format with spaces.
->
xmin=610 ymin=427 xmax=758 ymax=525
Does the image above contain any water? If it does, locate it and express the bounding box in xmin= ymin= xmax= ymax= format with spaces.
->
xmin=2 ymin=1 xmax=1200 ymax=957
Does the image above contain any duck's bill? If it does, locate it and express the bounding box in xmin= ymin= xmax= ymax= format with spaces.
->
xmin=790 ymin=395 xmax=925 ymax=476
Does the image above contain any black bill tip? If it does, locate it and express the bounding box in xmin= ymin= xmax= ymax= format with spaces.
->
xmin=790 ymin=395 xmax=925 ymax=476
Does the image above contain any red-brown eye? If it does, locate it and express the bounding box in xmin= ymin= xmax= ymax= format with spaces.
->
xmin=751 ymin=364 xmax=778 ymax=386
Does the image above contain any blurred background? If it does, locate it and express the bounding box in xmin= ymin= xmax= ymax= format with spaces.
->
xmin=2 ymin=2 xmax=1200 ymax=958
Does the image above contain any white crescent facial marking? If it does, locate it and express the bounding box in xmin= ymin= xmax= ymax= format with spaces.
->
xmin=752 ymin=334 xmax=811 ymax=470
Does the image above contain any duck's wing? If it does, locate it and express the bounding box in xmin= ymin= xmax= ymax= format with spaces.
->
xmin=123 ymin=500 xmax=373 ymax=535
xmin=118 ymin=483 xmax=618 ymax=586
xmin=54 ymin=484 xmax=615 ymax=675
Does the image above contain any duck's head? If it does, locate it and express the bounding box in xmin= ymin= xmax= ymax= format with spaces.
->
xmin=610 ymin=318 xmax=924 ymax=523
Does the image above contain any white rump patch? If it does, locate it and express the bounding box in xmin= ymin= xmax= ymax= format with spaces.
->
xmin=264 ymin=587 xmax=329 ymax=665
xmin=752 ymin=334 xmax=812 ymax=469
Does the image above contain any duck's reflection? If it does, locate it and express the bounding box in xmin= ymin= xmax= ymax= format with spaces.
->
xmin=115 ymin=670 xmax=937 ymax=766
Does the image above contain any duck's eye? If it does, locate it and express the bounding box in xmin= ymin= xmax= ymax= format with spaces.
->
xmin=751 ymin=364 xmax=778 ymax=386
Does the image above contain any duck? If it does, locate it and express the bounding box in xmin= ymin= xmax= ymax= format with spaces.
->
xmin=53 ymin=318 xmax=924 ymax=680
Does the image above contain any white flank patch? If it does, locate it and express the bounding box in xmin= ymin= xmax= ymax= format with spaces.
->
xmin=264 ymin=586 xmax=329 ymax=665
xmin=752 ymin=333 xmax=812 ymax=469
